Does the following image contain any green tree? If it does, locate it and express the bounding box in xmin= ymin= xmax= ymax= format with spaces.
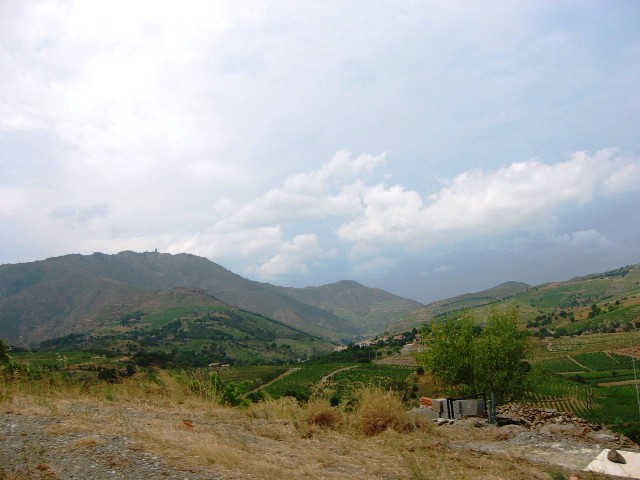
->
xmin=471 ymin=307 xmax=529 ymax=402
xmin=416 ymin=312 xmax=476 ymax=393
xmin=415 ymin=306 xmax=529 ymax=403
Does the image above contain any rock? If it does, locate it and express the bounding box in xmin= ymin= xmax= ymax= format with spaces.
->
xmin=539 ymin=423 xmax=591 ymax=438
xmin=587 ymin=431 xmax=618 ymax=443
xmin=607 ymin=448 xmax=626 ymax=464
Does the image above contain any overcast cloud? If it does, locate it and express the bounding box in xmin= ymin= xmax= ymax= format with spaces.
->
xmin=1 ymin=1 xmax=639 ymax=303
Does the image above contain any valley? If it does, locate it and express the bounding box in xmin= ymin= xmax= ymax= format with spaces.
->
xmin=2 ymin=252 xmax=640 ymax=478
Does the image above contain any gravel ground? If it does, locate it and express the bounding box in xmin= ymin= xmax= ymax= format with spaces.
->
xmin=0 ymin=412 xmax=221 ymax=480
xmin=1 ymin=401 xmax=636 ymax=480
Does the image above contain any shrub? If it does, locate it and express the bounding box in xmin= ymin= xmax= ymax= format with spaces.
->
xmin=302 ymin=399 xmax=343 ymax=430
xmin=351 ymin=387 xmax=411 ymax=436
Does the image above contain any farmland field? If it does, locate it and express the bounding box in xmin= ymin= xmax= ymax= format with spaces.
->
xmin=216 ymin=364 xmax=290 ymax=386
xmin=258 ymin=362 xmax=415 ymax=403
xmin=262 ymin=363 xmax=352 ymax=399
xmin=572 ymin=351 xmax=635 ymax=371
xmin=530 ymin=349 xmax=640 ymax=427
xmin=535 ymin=356 xmax=588 ymax=373
xmin=528 ymin=331 xmax=640 ymax=359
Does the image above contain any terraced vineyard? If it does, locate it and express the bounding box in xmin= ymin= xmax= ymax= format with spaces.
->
xmin=530 ymin=350 xmax=640 ymax=427
xmin=525 ymin=376 xmax=599 ymax=423
xmin=216 ymin=364 xmax=290 ymax=386
xmin=262 ymin=363 xmax=353 ymax=400
xmin=572 ymin=351 xmax=636 ymax=371
xmin=257 ymin=363 xmax=415 ymax=404
xmin=536 ymin=356 xmax=588 ymax=373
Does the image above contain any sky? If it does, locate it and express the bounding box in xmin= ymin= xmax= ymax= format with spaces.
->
xmin=1 ymin=1 xmax=639 ymax=304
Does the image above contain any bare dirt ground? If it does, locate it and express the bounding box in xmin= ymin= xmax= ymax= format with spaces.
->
xmin=1 ymin=393 xmax=633 ymax=480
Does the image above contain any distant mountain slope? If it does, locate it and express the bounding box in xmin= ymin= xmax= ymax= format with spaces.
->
xmin=0 ymin=251 xmax=422 ymax=345
xmin=391 ymin=281 xmax=531 ymax=332
xmin=279 ymin=280 xmax=423 ymax=335
xmin=512 ymin=263 xmax=640 ymax=316
xmin=0 ymin=257 xmax=144 ymax=344
xmin=388 ymin=264 xmax=640 ymax=334
xmin=37 ymin=287 xmax=333 ymax=364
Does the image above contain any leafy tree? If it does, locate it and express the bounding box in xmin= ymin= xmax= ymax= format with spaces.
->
xmin=415 ymin=306 xmax=529 ymax=403
xmin=416 ymin=312 xmax=476 ymax=391
xmin=471 ymin=307 xmax=530 ymax=402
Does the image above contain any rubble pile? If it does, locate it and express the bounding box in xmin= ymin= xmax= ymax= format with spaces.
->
xmin=496 ymin=403 xmax=638 ymax=449
xmin=497 ymin=404 xmax=596 ymax=429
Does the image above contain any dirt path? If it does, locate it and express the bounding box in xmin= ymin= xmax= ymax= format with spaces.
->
xmin=598 ymin=379 xmax=640 ymax=387
xmin=245 ymin=367 xmax=301 ymax=395
xmin=567 ymin=355 xmax=591 ymax=371
xmin=316 ymin=365 xmax=357 ymax=387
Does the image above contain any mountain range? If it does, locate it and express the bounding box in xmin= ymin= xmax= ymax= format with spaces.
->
xmin=2 ymin=251 xmax=639 ymax=359
xmin=0 ymin=251 xmax=422 ymax=346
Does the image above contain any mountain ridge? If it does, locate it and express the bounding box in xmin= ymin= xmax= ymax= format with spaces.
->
xmin=388 ymin=264 xmax=640 ymax=334
xmin=0 ymin=251 xmax=421 ymax=345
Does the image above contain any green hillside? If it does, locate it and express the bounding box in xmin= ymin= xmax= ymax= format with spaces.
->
xmin=389 ymin=264 xmax=640 ymax=336
xmin=388 ymin=281 xmax=531 ymax=332
xmin=36 ymin=287 xmax=333 ymax=365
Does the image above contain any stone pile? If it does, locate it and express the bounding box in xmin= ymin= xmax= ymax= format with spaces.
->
xmin=496 ymin=403 xmax=597 ymax=429
xmin=496 ymin=403 xmax=638 ymax=450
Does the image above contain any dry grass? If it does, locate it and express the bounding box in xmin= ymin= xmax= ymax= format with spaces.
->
xmin=0 ymin=371 xmax=602 ymax=480
xmin=351 ymin=387 xmax=412 ymax=436
xmin=301 ymin=398 xmax=344 ymax=436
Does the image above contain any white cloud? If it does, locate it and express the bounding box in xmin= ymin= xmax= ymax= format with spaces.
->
xmin=257 ymin=233 xmax=328 ymax=277
xmin=0 ymin=0 xmax=264 ymax=202
xmin=337 ymin=183 xmax=424 ymax=242
xmin=215 ymin=151 xmax=384 ymax=229
xmin=151 ymin=148 xmax=638 ymax=281
xmin=338 ymin=149 xmax=640 ymax=244
xmin=167 ymin=226 xmax=284 ymax=261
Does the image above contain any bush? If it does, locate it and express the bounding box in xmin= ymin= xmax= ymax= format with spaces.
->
xmin=302 ymin=399 xmax=343 ymax=430
xmin=351 ymin=388 xmax=411 ymax=436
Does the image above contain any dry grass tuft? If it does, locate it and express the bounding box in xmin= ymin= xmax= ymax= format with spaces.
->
xmin=351 ymin=387 xmax=412 ymax=436
xmin=302 ymin=398 xmax=343 ymax=430
xmin=246 ymin=396 xmax=302 ymax=421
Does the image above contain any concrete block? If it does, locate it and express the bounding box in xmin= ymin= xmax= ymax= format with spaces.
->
xmin=431 ymin=398 xmax=447 ymax=413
